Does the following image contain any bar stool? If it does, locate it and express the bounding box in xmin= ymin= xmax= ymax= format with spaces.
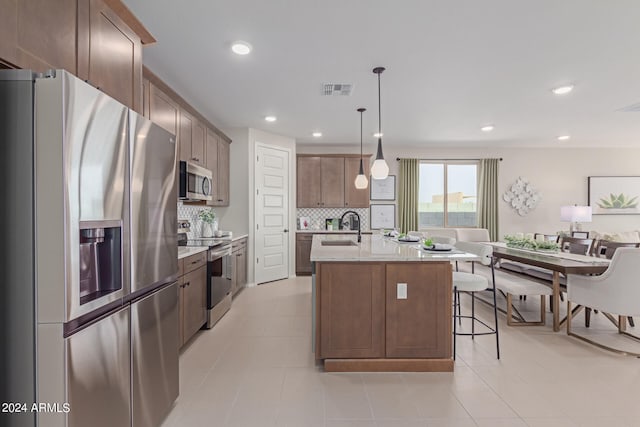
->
xmin=453 ymin=241 xmax=500 ymax=360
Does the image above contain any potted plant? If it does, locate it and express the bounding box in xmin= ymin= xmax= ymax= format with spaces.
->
xmin=198 ymin=208 xmax=217 ymax=237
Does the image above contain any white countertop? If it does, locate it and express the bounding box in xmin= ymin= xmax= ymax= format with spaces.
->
xmin=178 ymin=246 xmax=208 ymax=260
xmin=310 ymin=234 xmax=479 ymax=262
xmin=232 ymin=234 xmax=249 ymax=242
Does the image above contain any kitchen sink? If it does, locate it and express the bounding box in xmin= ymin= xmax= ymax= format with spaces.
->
xmin=321 ymin=240 xmax=358 ymax=246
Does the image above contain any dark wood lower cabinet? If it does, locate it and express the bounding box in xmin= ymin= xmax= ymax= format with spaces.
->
xmin=296 ymin=233 xmax=313 ymax=275
xmin=385 ymin=263 xmax=452 ymax=358
xmin=180 ymin=266 xmax=206 ymax=346
xmin=316 ymin=261 xmax=453 ymax=371
xmin=319 ymin=263 xmax=384 ymax=359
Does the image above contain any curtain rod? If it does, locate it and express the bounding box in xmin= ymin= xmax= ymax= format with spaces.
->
xmin=396 ymin=157 xmax=503 ymax=161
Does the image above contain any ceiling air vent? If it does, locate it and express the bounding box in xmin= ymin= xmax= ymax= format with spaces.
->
xmin=322 ymin=83 xmax=353 ymax=96
xmin=618 ymin=102 xmax=640 ymax=112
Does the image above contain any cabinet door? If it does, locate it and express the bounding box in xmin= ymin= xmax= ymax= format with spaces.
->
xmin=296 ymin=157 xmax=322 ymax=207
xmin=149 ymin=83 xmax=179 ymax=137
xmin=295 ymin=235 xmax=313 ymax=275
xmin=0 ymin=0 xmax=77 ymax=72
xmin=230 ymin=250 xmax=238 ymax=295
xmin=78 ymin=0 xmax=142 ymax=111
xmin=319 ymin=263 xmax=384 ymax=358
xmin=179 ymin=111 xmax=193 ymax=164
xmin=181 ymin=266 xmax=206 ymax=344
xmin=344 ymin=157 xmax=370 ymax=208
xmin=192 ymin=120 xmax=206 ymax=167
xmin=237 ymin=247 xmax=247 ymax=288
xmin=205 ymin=129 xmax=218 ymax=202
xmin=142 ymin=78 xmax=150 ymax=119
xmin=320 ymin=157 xmax=345 ymax=207
xmin=178 ymin=277 xmax=184 ymax=348
xmin=385 ymin=263 xmax=452 ymax=358
xmin=215 ymin=138 xmax=230 ymax=205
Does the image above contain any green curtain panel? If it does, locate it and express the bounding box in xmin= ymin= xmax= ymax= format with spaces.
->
xmin=398 ymin=158 xmax=419 ymax=233
xmin=478 ymin=158 xmax=500 ymax=241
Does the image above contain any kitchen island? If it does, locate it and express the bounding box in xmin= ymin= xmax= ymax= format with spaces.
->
xmin=310 ymin=234 xmax=478 ymax=372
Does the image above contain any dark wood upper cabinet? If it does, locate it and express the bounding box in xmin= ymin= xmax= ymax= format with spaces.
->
xmin=344 ymin=157 xmax=370 ymax=208
xmin=77 ymin=0 xmax=143 ymax=111
xmin=320 ymin=157 xmax=345 ymax=207
xmin=148 ymin=83 xmax=179 ymax=137
xmin=0 ymin=0 xmax=77 ymax=72
xmin=297 ymin=156 xmax=322 ymax=208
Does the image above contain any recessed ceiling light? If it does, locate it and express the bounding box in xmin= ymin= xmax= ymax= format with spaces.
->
xmin=552 ymin=85 xmax=574 ymax=95
xmin=557 ymin=135 xmax=570 ymax=141
xmin=264 ymin=116 xmax=277 ymax=122
xmin=231 ymin=41 xmax=252 ymax=55
xmin=481 ymin=125 xmax=494 ymax=132
xmin=312 ymin=132 xmax=322 ymax=137
xmin=373 ymin=132 xmax=383 ymax=138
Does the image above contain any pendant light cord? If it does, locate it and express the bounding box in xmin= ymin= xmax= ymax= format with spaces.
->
xmin=360 ymin=110 xmax=363 ymax=157
xmin=377 ymin=72 xmax=382 ymax=136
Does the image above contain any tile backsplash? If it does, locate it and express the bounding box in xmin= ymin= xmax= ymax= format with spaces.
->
xmin=178 ymin=202 xmax=217 ymax=239
xmin=297 ymin=207 xmax=369 ymax=231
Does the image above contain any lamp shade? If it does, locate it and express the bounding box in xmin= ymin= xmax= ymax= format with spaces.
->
xmin=355 ymin=173 xmax=368 ymax=189
xmin=371 ymin=158 xmax=389 ymax=180
xmin=560 ymin=205 xmax=592 ymax=222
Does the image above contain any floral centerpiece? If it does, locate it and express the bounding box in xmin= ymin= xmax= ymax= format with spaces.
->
xmin=504 ymin=235 xmax=559 ymax=252
xmin=198 ymin=208 xmax=217 ymax=237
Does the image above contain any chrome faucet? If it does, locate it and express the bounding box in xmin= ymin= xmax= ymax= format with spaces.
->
xmin=340 ymin=210 xmax=361 ymax=243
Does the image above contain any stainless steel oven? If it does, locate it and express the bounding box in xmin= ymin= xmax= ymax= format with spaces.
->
xmin=206 ymin=243 xmax=233 ymax=328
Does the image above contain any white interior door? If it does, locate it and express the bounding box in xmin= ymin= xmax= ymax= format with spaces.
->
xmin=255 ymin=144 xmax=290 ymax=284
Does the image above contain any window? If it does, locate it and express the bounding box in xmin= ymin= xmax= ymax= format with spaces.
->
xmin=418 ymin=161 xmax=478 ymax=228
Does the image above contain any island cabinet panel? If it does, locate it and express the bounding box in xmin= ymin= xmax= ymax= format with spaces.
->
xmin=319 ymin=263 xmax=385 ymax=359
xmin=385 ymin=263 xmax=452 ymax=358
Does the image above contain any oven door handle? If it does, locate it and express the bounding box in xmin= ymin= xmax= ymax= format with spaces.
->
xmin=209 ymin=247 xmax=231 ymax=260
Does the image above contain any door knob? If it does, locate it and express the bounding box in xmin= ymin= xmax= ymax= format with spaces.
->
xmin=284 ymin=229 xmax=289 ymax=233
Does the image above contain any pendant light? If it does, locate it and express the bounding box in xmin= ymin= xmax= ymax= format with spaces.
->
xmin=355 ymin=108 xmax=369 ymax=189
xmin=371 ymin=66 xmax=389 ymax=180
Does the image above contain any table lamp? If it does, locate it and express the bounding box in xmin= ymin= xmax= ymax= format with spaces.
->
xmin=560 ymin=205 xmax=592 ymax=233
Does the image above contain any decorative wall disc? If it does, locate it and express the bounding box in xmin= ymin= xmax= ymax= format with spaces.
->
xmin=502 ymin=177 xmax=541 ymax=216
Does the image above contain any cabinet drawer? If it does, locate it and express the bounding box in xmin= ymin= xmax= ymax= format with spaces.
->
xmin=183 ymin=251 xmax=207 ymax=274
xmin=232 ymin=237 xmax=247 ymax=251
xmin=296 ymin=233 xmax=314 ymax=241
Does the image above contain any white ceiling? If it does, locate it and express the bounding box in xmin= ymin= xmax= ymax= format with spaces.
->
xmin=124 ymin=0 xmax=640 ymax=148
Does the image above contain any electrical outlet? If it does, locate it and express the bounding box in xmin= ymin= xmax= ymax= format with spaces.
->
xmin=397 ymin=283 xmax=407 ymax=299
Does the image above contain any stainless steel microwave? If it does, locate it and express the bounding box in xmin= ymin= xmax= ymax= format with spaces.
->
xmin=179 ymin=161 xmax=213 ymax=201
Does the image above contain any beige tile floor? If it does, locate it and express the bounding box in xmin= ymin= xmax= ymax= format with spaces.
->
xmin=162 ymin=276 xmax=640 ymax=427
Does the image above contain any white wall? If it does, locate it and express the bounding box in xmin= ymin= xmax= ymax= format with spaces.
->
xmin=222 ymin=127 xmax=297 ymax=285
xmin=296 ymin=144 xmax=640 ymax=237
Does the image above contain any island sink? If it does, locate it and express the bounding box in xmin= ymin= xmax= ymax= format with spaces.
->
xmin=321 ymin=240 xmax=358 ymax=246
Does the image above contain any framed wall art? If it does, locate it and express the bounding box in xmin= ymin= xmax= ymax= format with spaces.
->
xmin=588 ymin=176 xmax=640 ymax=215
xmin=370 ymin=204 xmax=396 ymax=229
xmin=370 ymin=175 xmax=396 ymax=200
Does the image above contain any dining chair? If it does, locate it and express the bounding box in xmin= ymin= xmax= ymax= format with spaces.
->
xmin=534 ymin=233 xmax=559 ymax=243
xmin=566 ymin=247 xmax=640 ymax=356
xmin=586 ymin=240 xmax=640 ymax=327
xmin=452 ymin=241 xmax=500 ymax=360
xmin=559 ymin=236 xmax=594 ymax=255
xmin=570 ymin=231 xmax=590 ymax=239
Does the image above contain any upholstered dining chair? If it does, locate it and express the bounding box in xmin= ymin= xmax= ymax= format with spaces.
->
xmin=566 ymin=247 xmax=640 ymax=356
xmin=559 ymin=236 xmax=594 ymax=255
xmin=452 ymin=241 xmax=500 ymax=360
xmin=586 ymin=240 xmax=640 ymax=327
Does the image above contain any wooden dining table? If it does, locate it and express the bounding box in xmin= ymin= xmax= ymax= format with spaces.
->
xmin=489 ymin=243 xmax=610 ymax=331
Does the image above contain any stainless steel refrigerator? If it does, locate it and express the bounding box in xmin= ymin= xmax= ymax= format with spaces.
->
xmin=0 ymin=69 xmax=179 ymax=427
